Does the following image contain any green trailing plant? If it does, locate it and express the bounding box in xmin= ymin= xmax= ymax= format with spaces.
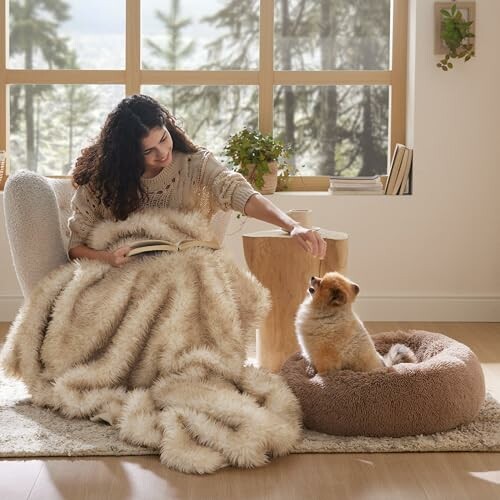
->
xmin=437 ymin=3 xmax=475 ymax=71
xmin=223 ymin=128 xmax=292 ymax=191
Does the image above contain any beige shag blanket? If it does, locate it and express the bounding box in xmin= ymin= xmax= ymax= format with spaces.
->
xmin=1 ymin=209 xmax=302 ymax=474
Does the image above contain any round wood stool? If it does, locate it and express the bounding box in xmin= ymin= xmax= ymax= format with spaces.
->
xmin=243 ymin=228 xmax=348 ymax=372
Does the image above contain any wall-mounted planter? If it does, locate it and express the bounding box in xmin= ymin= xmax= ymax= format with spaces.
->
xmin=434 ymin=2 xmax=476 ymax=70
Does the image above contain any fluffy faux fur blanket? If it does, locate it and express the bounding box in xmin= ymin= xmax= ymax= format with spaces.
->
xmin=1 ymin=209 xmax=302 ymax=473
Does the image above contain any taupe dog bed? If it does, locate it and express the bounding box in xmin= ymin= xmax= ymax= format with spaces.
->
xmin=280 ymin=330 xmax=485 ymax=437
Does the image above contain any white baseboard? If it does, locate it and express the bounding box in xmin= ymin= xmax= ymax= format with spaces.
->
xmin=1 ymin=295 xmax=499 ymax=323
xmin=356 ymin=295 xmax=500 ymax=322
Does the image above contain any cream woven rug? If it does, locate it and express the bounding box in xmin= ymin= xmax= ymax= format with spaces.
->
xmin=1 ymin=371 xmax=499 ymax=458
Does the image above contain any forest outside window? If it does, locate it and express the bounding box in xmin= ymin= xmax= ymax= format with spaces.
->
xmin=0 ymin=0 xmax=407 ymax=184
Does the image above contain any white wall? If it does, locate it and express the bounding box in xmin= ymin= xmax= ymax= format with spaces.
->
xmin=1 ymin=0 xmax=499 ymax=321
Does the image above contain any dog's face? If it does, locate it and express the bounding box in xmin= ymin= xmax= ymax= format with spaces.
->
xmin=307 ymin=272 xmax=360 ymax=308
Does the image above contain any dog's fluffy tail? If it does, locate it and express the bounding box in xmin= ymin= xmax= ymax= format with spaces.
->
xmin=384 ymin=343 xmax=417 ymax=366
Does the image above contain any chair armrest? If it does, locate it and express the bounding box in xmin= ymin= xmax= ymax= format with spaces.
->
xmin=4 ymin=171 xmax=68 ymax=297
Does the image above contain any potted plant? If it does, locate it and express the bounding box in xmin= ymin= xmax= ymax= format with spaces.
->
xmin=223 ymin=128 xmax=292 ymax=194
xmin=437 ymin=3 xmax=475 ymax=71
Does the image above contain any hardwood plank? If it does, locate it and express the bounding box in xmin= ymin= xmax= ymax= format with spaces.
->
xmin=16 ymin=452 xmax=500 ymax=500
xmin=0 ymin=459 xmax=43 ymax=500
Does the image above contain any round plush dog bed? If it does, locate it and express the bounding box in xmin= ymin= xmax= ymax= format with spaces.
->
xmin=280 ymin=330 xmax=485 ymax=437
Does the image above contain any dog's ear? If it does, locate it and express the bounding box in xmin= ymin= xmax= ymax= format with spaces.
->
xmin=329 ymin=286 xmax=347 ymax=306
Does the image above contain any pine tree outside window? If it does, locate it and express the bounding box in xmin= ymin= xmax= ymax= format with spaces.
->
xmin=0 ymin=0 xmax=408 ymax=187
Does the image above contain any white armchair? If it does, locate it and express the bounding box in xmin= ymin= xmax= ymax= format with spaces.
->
xmin=4 ymin=171 xmax=231 ymax=297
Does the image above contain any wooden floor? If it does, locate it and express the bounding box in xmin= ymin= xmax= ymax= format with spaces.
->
xmin=0 ymin=322 xmax=499 ymax=500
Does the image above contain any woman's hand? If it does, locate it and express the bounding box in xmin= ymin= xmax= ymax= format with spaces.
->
xmin=289 ymin=225 xmax=327 ymax=259
xmin=242 ymin=194 xmax=327 ymax=259
xmin=69 ymin=244 xmax=131 ymax=266
xmin=106 ymin=246 xmax=131 ymax=267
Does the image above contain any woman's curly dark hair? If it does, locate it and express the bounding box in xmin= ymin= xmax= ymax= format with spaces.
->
xmin=72 ymin=94 xmax=198 ymax=220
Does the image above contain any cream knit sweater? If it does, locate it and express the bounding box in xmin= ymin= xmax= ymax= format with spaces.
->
xmin=68 ymin=148 xmax=257 ymax=249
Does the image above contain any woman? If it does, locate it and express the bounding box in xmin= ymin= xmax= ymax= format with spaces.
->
xmin=68 ymin=94 xmax=326 ymax=265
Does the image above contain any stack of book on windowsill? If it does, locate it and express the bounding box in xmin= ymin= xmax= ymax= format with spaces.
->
xmin=385 ymin=143 xmax=413 ymax=195
xmin=329 ymin=174 xmax=384 ymax=195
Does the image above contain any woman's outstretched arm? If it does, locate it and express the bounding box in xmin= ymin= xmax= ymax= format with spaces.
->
xmin=243 ymin=193 xmax=326 ymax=259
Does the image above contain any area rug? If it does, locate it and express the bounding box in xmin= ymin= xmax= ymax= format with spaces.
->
xmin=0 ymin=371 xmax=499 ymax=458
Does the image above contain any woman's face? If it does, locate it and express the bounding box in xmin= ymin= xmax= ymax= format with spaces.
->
xmin=141 ymin=126 xmax=174 ymax=174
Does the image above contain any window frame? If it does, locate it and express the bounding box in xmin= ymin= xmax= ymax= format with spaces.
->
xmin=0 ymin=0 xmax=408 ymax=191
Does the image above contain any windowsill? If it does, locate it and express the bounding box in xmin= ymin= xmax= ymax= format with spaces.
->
xmin=280 ymin=174 xmax=412 ymax=195
xmin=270 ymin=191 xmax=412 ymax=196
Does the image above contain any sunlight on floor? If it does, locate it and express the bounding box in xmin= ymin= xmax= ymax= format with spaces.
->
xmin=355 ymin=459 xmax=375 ymax=467
xmin=469 ymin=471 xmax=500 ymax=485
xmin=482 ymin=363 xmax=500 ymax=400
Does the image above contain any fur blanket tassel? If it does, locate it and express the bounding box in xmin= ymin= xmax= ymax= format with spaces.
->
xmin=1 ymin=209 xmax=302 ymax=473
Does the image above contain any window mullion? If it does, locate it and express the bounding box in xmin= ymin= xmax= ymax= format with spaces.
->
xmin=275 ymin=70 xmax=391 ymax=86
xmin=0 ymin=0 xmax=7 ymax=162
xmin=141 ymin=70 xmax=259 ymax=86
xmin=126 ymin=0 xmax=141 ymax=95
xmin=6 ymin=69 xmax=125 ymax=85
xmin=390 ymin=0 xmax=408 ymax=155
xmin=259 ymin=0 xmax=274 ymax=135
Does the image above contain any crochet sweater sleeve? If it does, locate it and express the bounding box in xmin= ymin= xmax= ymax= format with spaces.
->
xmin=200 ymin=152 xmax=258 ymax=214
xmin=67 ymin=184 xmax=103 ymax=250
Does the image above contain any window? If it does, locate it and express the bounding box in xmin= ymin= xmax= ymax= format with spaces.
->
xmin=0 ymin=0 xmax=407 ymax=186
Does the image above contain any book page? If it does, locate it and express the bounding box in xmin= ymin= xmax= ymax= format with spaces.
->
xmin=128 ymin=244 xmax=176 ymax=257
xmin=127 ymin=239 xmax=220 ymax=256
xmin=129 ymin=239 xmax=172 ymax=249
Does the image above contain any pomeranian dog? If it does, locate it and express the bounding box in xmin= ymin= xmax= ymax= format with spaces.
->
xmin=295 ymin=272 xmax=416 ymax=374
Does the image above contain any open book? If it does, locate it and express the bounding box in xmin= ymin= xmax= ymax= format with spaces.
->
xmin=127 ymin=239 xmax=220 ymax=257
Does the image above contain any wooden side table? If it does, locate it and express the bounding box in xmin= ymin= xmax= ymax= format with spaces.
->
xmin=243 ymin=229 xmax=348 ymax=372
